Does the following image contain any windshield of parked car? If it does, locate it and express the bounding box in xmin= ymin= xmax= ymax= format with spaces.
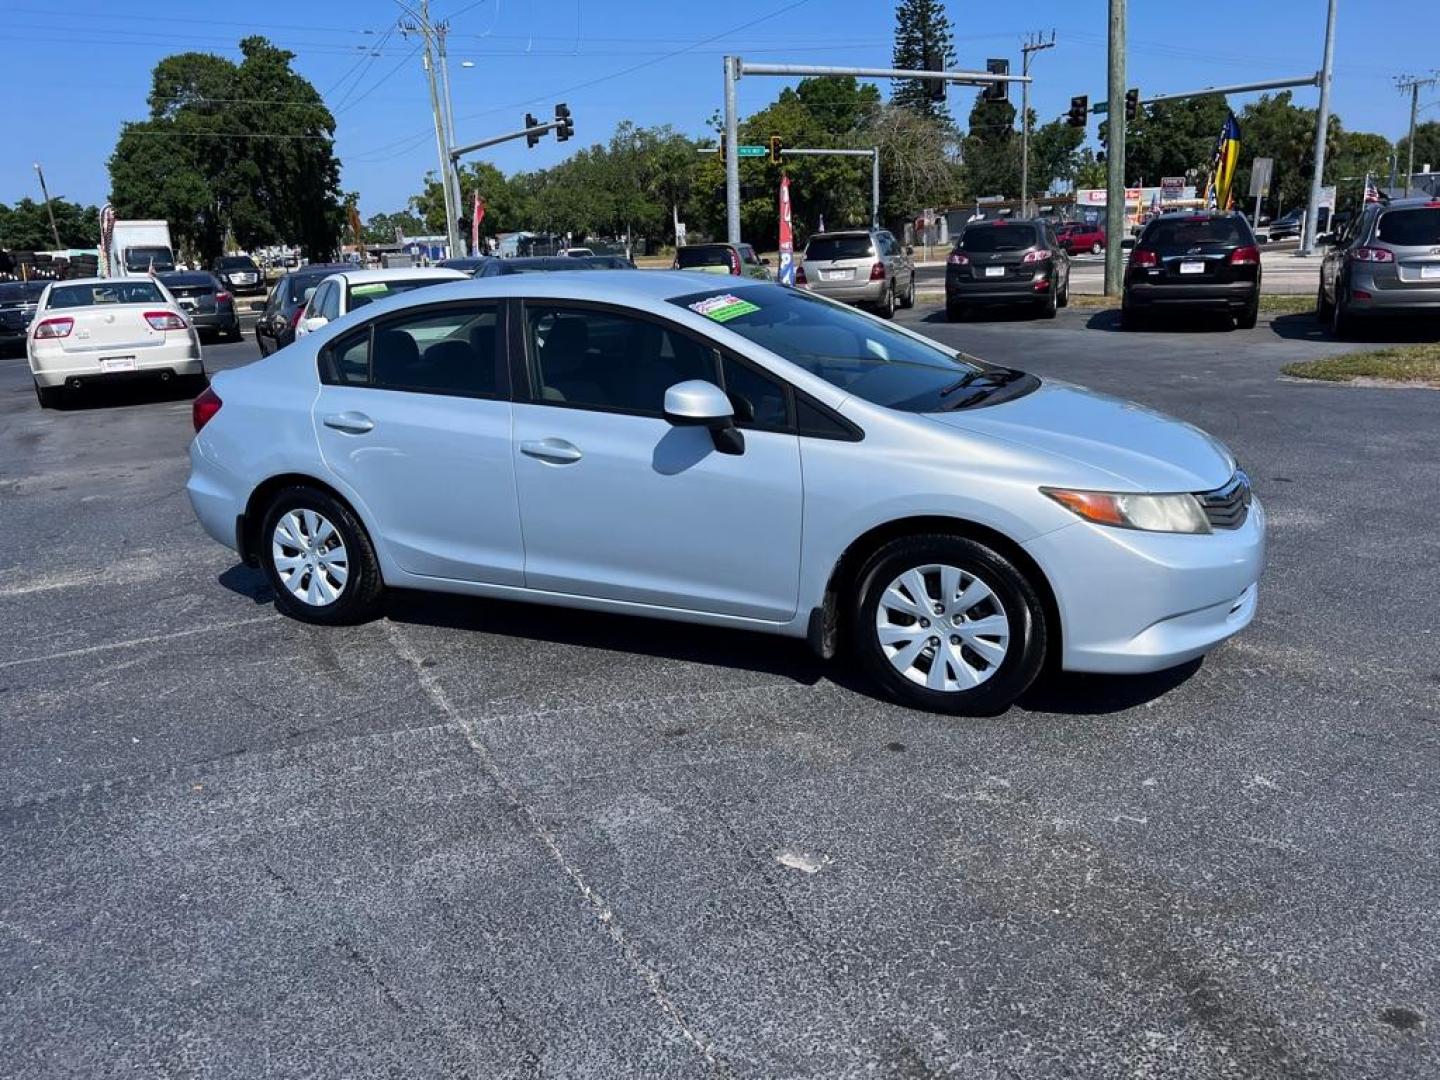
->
xmin=668 ymin=286 xmax=1030 ymax=413
xmin=1375 ymin=208 xmax=1440 ymax=246
xmin=676 ymin=246 xmax=733 ymax=269
xmin=48 ymin=281 xmax=166 ymax=308
xmin=1144 ymin=217 xmax=1247 ymax=249
xmin=959 ymin=224 xmax=1041 ymax=252
xmin=346 ymin=277 xmax=458 ymax=309
xmin=217 ymin=256 xmax=256 ymax=270
xmin=805 ymin=235 xmax=874 ymax=260
xmin=123 ymin=247 xmax=175 ymax=272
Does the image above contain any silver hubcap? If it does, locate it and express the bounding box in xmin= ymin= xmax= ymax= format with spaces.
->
xmin=272 ymin=509 xmax=349 ymax=607
xmin=875 ymin=563 xmax=1011 ymax=692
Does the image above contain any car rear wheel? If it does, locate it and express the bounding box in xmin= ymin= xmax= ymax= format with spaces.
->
xmin=900 ymin=272 xmax=916 ymax=309
xmin=1315 ymin=282 xmax=1333 ymax=322
xmin=1038 ymin=284 xmax=1058 ymax=319
xmin=946 ymin=300 xmax=966 ymax=322
xmin=1235 ymin=295 xmax=1259 ymax=330
xmin=877 ymin=281 xmax=896 ymax=319
xmin=260 ymin=486 xmax=384 ymax=625
xmin=1090 ymin=241 xmax=1103 ymax=255
xmin=34 ymin=381 xmax=62 ymax=410
xmin=1331 ymin=288 xmax=1355 ymax=339
xmin=1057 ymin=276 xmax=1070 ymax=308
xmin=850 ymin=534 xmax=1047 ymax=716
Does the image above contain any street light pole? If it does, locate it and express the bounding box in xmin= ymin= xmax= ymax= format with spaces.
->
xmin=1299 ymin=0 xmax=1337 ymax=256
xmin=32 ymin=162 xmax=64 ymax=251
xmin=1103 ymin=0 xmax=1126 ymax=296
xmin=1019 ymin=33 xmax=1055 ymax=218
xmin=724 ymin=55 xmax=741 ymax=246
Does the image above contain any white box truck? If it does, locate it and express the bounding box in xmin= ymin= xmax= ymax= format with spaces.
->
xmin=108 ymin=221 xmax=176 ymax=277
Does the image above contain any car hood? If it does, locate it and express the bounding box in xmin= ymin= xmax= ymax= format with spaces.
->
xmin=925 ymin=379 xmax=1234 ymax=492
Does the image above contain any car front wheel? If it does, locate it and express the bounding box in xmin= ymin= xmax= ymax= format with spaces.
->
xmin=850 ymin=534 xmax=1048 ymax=716
xmin=259 ymin=486 xmax=384 ymax=625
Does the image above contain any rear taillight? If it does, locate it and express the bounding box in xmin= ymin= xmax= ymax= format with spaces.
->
xmin=947 ymin=252 xmax=969 ymax=265
xmin=1130 ymin=248 xmax=1159 ymax=268
xmin=795 ymin=264 xmax=808 ymax=286
xmin=1348 ymin=246 xmax=1394 ymax=263
xmin=290 ymin=305 xmax=306 ymax=328
xmin=145 ymin=311 xmax=188 ymax=331
xmin=1228 ymin=245 xmax=1260 ymax=266
xmin=34 ymin=316 xmax=73 ymax=339
xmin=215 ymin=291 xmax=231 ymax=303
xmin=869 ymin=262 xmax=886 ymax=281
xmin=729 ymin=249 xmax=741 ymax=275
xmin=192 ymin=385 xmax=222 ymax=432
xmin=1022 ymin=250 xmax=1048 ymax=263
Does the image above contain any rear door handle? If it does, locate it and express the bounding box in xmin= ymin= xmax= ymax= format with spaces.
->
xmin=520 ymin=438 xmax=583 ymax=464
xmin=323 ymin=411 xmax=374 ymax=435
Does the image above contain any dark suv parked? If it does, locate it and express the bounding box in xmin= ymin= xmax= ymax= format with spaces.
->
xmin=255 ymin=265 xmax=349 ymax=356
xmin=211 ymin=255 xmax=264 ymax=296
xmin=1123 ymin=212 xmax=1261 ymax=329
xmin=945 ymin=219 xmax=1070 ymax=320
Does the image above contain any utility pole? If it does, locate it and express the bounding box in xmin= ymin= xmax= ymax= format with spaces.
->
xmin=1397 ymin=73 xmax=1439 ymax=197
xmin=723 ymin=56 xmax=741 ymax=245
xmin=31 ymin=162 xmax=64 ymax=251
xmin=401 ymin=0 xmax=461 ymax=258
xmin=1299 ymin=0 xmax=1337 ymax=256
xmin=1019 ymin=32 xmax=1055 ymax=218
xmin=1104 ymin=0 xmax=1125 ymax=296
xmin=436 ymin=21 xmax=467 ymax=253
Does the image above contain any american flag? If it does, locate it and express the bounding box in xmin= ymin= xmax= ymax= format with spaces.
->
xmin=1363 ymin=174 xmax=1381 ymax=204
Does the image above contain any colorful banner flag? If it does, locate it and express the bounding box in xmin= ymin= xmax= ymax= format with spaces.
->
xmin=99 ymin=204 xmax=115 ymax=278
xmin=472 ymin=191 xmax=485 ymax=254
xmin=777 ymin=174 xmax=795 ymax=286
xmin=1363 ymin=174 xmax=1381 ymax=204
xmin=1210 ymin=113 xmax=1242 ymax=211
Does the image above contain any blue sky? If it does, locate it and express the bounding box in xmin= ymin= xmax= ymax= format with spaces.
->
xmin=4 ymin=0 xmax=1437 ymax=218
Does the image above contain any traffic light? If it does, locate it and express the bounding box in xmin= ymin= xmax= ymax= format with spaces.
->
xmin=768 ymin=135 xmax=783 ymax=164
xmin=525 ymin=112 xmax=541 ymax=148
xmin=983 ymin=58 xmax=1009 ymax=103
xmin=1067 ymin=95 xmax=1088 ymax=128
xmin=554 ymin=102 xmax=573 ymax=142
xmin=1125 ymin=88 xmax=1140 ymax=122
xmin=925 ymin=51 xmax=946 ymax=103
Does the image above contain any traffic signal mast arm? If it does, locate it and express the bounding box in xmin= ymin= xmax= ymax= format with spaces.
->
xmin=450 ymin=105 xmax=572 ymax=161
xmin=1088 ymin=73 xmax=1320 ymax=114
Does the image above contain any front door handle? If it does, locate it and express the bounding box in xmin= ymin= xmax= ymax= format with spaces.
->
xmin=323 ymin=411 xmax=374 ymax=435
xmin=520 ymin=438 xmax=583 ymax=464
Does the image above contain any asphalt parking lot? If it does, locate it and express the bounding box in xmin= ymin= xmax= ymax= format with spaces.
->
xmin=2 ymin=302 xmax=1437 ymax=1078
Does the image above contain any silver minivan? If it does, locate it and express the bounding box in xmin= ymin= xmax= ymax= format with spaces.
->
xmin=1319 ymin=196 xmax=1440 ymax=337
xmin=799 ymin=229 xmax=915 ymax=317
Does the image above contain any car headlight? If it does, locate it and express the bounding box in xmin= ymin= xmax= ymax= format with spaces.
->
xmin=1042 ymin=487 xmax=1212 ymax=534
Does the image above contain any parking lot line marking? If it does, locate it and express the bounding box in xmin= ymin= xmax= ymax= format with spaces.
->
xmin=381 ymin=618 xmax=733 ymax=1077
xmin=0 ymin=615 xmax=277 ymax=669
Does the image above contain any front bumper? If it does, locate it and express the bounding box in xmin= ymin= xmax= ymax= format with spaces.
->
xmin=1024 ymin=496 xmax=1266 ymax=674
xmin=1125 ymin=280 xmax=1256 ymax=310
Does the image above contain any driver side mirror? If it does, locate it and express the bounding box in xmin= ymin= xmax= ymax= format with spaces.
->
xmin=302 ymin=316 xmax=329 ymax=332
xmin=663 ymin=379 xmax=744 ymax=455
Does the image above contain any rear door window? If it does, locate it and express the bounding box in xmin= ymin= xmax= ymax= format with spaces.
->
xmin=323 ymin=304 xmax=501 ymax=397
xmin=676 ymin=246 xmax=733 ymax=269
xmin=807 ymin=236 xmax=874 ymax=261
xmin=959 ymin=225 xmax=1040 ymax=253
xmin=1375 ymin=208 xmax=1440 ymax=246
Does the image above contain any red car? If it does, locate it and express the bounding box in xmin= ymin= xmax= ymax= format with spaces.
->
xmin=1057 ymin=222 xmax=1107 ymax=255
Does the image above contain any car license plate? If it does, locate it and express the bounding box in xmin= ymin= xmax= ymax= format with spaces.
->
xmin=821 ymin=269 xmax=851 ymax=281
xmin=1180 ymin=261 xmax=1205 ymax=274
xmin=985 ymin=266 xmax=1005 ymax=278
xmin=101 ymin=356 xmax=136 ymax=372
xmin=1421 ymin=265 xmax=1440 ymax=280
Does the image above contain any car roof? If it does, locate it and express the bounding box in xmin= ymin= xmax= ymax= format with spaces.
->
xmin=332 ymin=270 xmax=764 ymax=312
xmin=42 ymin=276 xmax=165 ymax=288
xmin=327 ymin=267 xmax=469 ymax=283
xmin=157 ymin=271 xmax=214 ymax=284
xmin=1378 ymin=196 xmax=1440 ymax=210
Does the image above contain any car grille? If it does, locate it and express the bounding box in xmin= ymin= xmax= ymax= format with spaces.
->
xmin=1197 ymin=470 xmax=1251 ymax=529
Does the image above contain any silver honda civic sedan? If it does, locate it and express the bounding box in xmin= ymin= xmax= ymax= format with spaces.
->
xmin=186 ymin=272 xmax=1265 ymax=715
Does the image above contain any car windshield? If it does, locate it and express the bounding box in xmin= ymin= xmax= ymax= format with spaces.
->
xmin=123 ymin=247 xmax=175 ymax=272
xmin=959 ymin=225 xmax=1040 ymax=252
xmin=346 ymin=277 xmax=456 ymax=309
xmin=48 ymin=281 xmax=166 ymax=308
xmin=676 ymin=246 xmax=733 ymax=268
xmin=806 ymin=235 xmax=874 ymax=261
xmin=0 ymin=282 xmax=46 ymax=303
xmin=1375 ymin=208 xmax=1440 ymax=246
xmin=497 ymin=259 xmax=596 ymax=274
xmin=218 ymin=257 xmax=256 ymax=269
xmin=1144 ymin=218 xmax=1246 ymax=248
xmin=668 ymin=286 xmax=1028 ymax=413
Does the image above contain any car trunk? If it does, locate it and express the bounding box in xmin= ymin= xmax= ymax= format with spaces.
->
xmin=804 ymin=236 xmax=875 ymax=285
xmin=52 ymin=306 xmax=173 ymax=354
xmin=1141 ymin=218 xmax=1255 ymax=287
xmin=167 ymin=283 xmax=219 ymax=315
xmin=953 ymin=225 xmax=1043 ymax=282
xmin=1376 ymin=208 xmax=1440 ymax=289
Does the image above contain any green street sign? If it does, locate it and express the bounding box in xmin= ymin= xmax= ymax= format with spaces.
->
xmin=736 ymin=145 xmax=767 ymax=157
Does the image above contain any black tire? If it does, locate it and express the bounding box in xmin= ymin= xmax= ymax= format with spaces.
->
xmin=877 ymin=281 xmax=896 ymax=319
xmin=1331 ymin=287 xmax=1354 ymax=339
xmin=34 ymin=381 xmax=63 ymax=409
xmin=946 ymin=300 xmax=966 ymax=322
xmin=259 ymin=485 xmax=385 ymax=625
xmin=1315 ymin=282 xmax=1333 ymax=322
xmin=900 ymin=271 xmax=916 ymax=309
xmin=1235 ymin=295 xmax=1259 ymax=330
xmin=1090 ymin=241 xmax=1103 ymax=255
xmin=1121 ymin=298 xmax=1145 ymax=330
xmin=1057 ymin=276 xmax=1070 ymax=308
xmin=1038 ymin=284 xmax=1058 ymax=319
xmin=226 ymin=323 xmax=243 ymax=342
xmin=849 ymin=533 xmax=1048 ymax=716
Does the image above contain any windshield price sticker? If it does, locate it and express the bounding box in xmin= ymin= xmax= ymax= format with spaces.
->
xmin=350 ymin=283 xmax=390 ymax=296
xmin=688 ymin=294 xmax=759 ymax=323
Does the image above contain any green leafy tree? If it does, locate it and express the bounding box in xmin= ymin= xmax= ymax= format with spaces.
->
xmin=1397 ymin=121 xmax=1440 ymax=182
xmin=890 ymin=0 xmax=956 ymax=123
xmin=960 ymin=92 xmax=1020 ymax=198
xmin=1028 ymin=117 xmax=1086 ymax=194
xmin=1108 ymin=95 xmax=1232 ymax=190
xmin=0 ymin=198 xmax=101 ymax=250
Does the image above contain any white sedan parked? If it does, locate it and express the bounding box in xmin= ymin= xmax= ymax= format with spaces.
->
xmin=28 ymin=277 xmax=204 ymax=409
xmin=294 ymin=267 xmax=468 ymax=339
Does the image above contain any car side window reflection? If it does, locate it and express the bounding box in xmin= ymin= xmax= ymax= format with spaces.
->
xmin=321 ymin=305 xmax=500 ymax=397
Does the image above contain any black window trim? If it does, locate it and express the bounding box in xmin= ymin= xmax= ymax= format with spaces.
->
xmin=317 ymin=297 xmax=510 ymax=401
xmin=512 ymin=296 xmax=863 ymax=440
